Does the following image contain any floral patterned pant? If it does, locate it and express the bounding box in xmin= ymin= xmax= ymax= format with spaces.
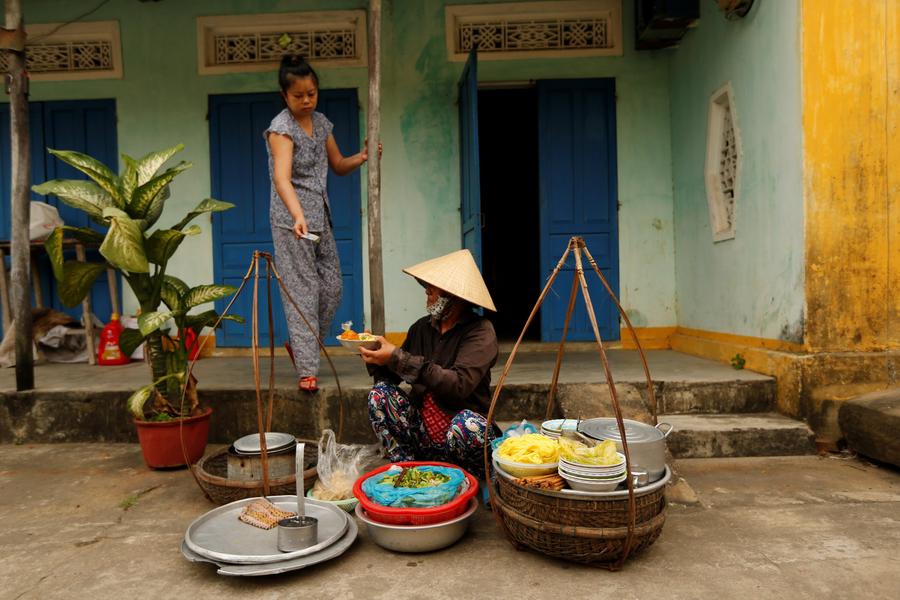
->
xmin=367 ymin=382 xmax=494 ymax=479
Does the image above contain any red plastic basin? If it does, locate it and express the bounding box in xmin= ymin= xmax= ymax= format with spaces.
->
xmin=353 ymin=461 xmax=478 ymax=526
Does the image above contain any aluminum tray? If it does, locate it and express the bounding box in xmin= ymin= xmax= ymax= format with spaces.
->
xmin=232 ymin=432 xmax=296 ymax=455
xmin=492 ymin=460 xmax=671 ymax=500
xmin=181 ymin=518 xmax=358 ymax=577
xmin=184 ymin=495 xmax=348 ymax=564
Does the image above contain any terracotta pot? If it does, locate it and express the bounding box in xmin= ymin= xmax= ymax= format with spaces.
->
xmin=134 ymin=407 xmax=212 ymax=469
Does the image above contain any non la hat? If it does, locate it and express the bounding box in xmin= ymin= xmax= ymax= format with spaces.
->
xmin=402 ymin=249 xmax=497 ymax=312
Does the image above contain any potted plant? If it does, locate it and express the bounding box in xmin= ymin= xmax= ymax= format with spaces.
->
xmin=33 ymin=144 xmax=242 ymax=468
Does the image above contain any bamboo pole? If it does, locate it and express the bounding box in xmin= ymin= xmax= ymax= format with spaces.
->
xmin=5 ymin=0 xmax=32 ymax=390
xmin=366 ymin=0 xmax=384 ymax=334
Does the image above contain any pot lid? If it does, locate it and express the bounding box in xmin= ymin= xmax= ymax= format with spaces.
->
xmin=233 ymin=432 xmax=296 ymax=455
xmin=577 ymin=418 xmax=663 ymax=444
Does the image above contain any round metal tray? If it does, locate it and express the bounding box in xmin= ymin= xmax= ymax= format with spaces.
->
xmin=183 ymin=495 xmax=348 ymax=564
xmin=232 ymin=432 xmax=296 ymax=455
xmin=492 ymin=460 xmax=671 ymax=500
xmin=182 ymin=517 xmax=358 ymax=576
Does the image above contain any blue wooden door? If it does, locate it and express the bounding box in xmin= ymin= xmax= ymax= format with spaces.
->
xmin=538 ymin=80 xmax=619 ymax=342
xmin=209 ymin=91 xmax=363 ymax=347
xmin=1 ymin=99 xmax=120 ymax=325
xmin=458 ymin=49 xmax=482 ymax=265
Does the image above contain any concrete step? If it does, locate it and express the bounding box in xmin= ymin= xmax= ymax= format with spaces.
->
xmin=663 ymin=413 xmax=816 ymax=459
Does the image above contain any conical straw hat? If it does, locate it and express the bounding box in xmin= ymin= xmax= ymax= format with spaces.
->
xmin=403 ymin=249 xmax=497 ymax=312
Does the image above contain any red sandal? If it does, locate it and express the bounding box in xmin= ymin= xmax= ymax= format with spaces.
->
xmin=298 ymin=376 xmax=318 ymax=392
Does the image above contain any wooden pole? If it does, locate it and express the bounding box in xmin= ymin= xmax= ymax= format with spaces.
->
xmin=5 ymin=0 xmax=33 ymax=390
xmin=366 ymin=0 xmax=385 ymax=335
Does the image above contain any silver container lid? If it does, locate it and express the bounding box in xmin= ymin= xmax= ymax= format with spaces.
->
xmin=577 ymin=418 xmax=663 ymax=444
xmin=233 ymin=432 xmax=296 ymax=455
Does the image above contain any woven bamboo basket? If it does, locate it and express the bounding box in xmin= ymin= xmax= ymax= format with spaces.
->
xmin=484 ymin=236 xmax=665 ymax=570
xmin=185 ymin=251 xmax=345 ymax=504
xmin=493 ymin=491 xmax=667 ymax=565
xmin=193 ymin=447 xmax=319 ymax=505
xmin=494 ymin=470 xmax=666 ymax=528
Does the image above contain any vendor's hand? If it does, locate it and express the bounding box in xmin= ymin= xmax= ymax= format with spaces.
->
xmin=359 ymin=336 xmax=395 ymax=366
xmin=360 ymin=138 xmax=383 ymax=162
xmin=292 ymin=214 xmax=308 ymax=238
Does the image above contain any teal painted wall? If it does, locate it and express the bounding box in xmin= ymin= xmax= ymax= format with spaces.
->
xmin=21 ymin=0 xmax=676 ymax=338
xmin=381 ymin=0 xmax=676 ymax=331
xmin=669 ymin=0 xmax=804 ymax=341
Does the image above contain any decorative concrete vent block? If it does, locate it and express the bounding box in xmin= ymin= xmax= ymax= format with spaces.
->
xmin=705 ymin=82 xmax=741 ymax=242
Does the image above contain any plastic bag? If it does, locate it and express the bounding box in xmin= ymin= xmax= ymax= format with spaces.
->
xmin=29 ymin=202 xmax=63 ymax=241
xmin=361 ymin=465 xmax=465 ymax=508
xmin=311 ymin=429 xmax=380 ymax=501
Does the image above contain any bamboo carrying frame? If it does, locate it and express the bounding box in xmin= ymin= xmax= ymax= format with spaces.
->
xmin=483 ymin=236 xmax=662 ymax=570
xmin=185 ymin=251 xmax=345 ymax=504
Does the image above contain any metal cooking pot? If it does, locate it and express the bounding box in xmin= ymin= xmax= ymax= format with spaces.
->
xmin=576 ymin=418 xmax=673 ymax=483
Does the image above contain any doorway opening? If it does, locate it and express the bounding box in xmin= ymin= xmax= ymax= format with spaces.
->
xmin=478 ymin=87 xmax=540 ymax=341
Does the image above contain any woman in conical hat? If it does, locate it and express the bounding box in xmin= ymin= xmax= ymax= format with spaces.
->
xmin=359 ymin=249 xmax=499 ymax=478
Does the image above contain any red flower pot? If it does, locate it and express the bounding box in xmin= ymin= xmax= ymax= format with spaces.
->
xmin=134 ymin=407 xmax=212 ymax=469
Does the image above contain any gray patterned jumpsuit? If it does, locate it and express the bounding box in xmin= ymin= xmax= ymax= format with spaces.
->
xmin=264 ymin=109 xmax=342 ymax=378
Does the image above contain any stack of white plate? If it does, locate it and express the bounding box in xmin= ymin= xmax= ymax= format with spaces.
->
xmin=558 ymin=452 xmax=628 ymax=493
xmin=540 ymin=419 xmax=579 ymax=439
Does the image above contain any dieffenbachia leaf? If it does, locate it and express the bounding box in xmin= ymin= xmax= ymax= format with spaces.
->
xmin=129 ymin=161 xmax=191 ymax=218
xmin=119 ymin=327 xmax=146 ymax=359
xmin=133 ymin=143 xmax=184 ymax=187
xmin=47 ymin=148 xmax=123 ymax=207
xmin=57 ymin=260 xmax=106 ymax=307
xmin=173 ymin=198 xmax=234 ymax=231
xmin=32 ymin=179 xmax=114 ymax=225
xmin=43 ymin=227 xmax=105 ymax=281
xmin=138 ymin=310 xmax=174 ymax=337
xmin=100 ymin=214 xmax=149 ymax=273
xmin=127 ymin=384 xmax=155 ymax=418
xmin=145 ymin=225 xmax=200 ymax=266
xmin=183 ymin=284 xmax=237 ymax=310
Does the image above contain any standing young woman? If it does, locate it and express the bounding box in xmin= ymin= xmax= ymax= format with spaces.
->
xmin=265 ymin=54 xmax=378 ymax=392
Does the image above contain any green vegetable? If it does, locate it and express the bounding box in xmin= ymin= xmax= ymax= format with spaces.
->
xmin=380 ymin=467 xmax=451 ymax=488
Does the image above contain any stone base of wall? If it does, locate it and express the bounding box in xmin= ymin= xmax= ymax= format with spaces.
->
xmin=670 ymin=328 xmax=900 ymax=446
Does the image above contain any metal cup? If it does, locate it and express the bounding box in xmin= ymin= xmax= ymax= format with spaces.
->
xmin=276 ymin=516 xmax=318 ymax=552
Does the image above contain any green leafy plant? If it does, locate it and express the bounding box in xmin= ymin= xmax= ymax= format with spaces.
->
xmin=33 ymin=144 xmax=243 ymax=420
xmin=730 ymin=353 xmax=746 ymax=370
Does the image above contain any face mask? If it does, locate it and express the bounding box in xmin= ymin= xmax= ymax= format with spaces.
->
xmin=427 ymin=295 xmax=452 ymax=320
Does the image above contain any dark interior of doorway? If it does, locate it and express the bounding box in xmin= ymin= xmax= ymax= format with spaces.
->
xmin=478 ymin=87 xmax=540 ymax=341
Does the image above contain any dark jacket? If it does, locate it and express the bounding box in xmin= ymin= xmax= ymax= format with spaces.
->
xmin=370 ymin=311 xmax=498 ymax=415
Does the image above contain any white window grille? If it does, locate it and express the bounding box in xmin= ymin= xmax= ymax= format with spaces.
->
xmin=0 ymin=21 xmax=121 ymax=81
xmin=445 ymin=1 xmax=622 ymax=61
xmin=705 ymin=83 xmax=740 ymax=242
xmin=197 ymin=11 xmax=367 ymax=75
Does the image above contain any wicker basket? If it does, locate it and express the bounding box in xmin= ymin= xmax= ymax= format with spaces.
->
xmin=495 ymin=472 xmax=666 ymax=528
xmin=483 ymin=236 xmax=667 ymax=569
xmin=193 ymin=447 xmax=318 ymax=505
xmin=493 ymin=489 xmax=667 ymax=565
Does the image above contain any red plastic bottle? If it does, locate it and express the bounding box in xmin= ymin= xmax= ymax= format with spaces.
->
xmin=97 ymin=313 xmax=131 ymax=366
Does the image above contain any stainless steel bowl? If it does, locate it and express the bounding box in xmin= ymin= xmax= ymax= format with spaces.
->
xmin=354 ymin=500 xmax=478 ymax=553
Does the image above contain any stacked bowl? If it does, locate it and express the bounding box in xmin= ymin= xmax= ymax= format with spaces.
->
xmin=557 ymin=452 xmax=627 ymax=492
xmin=539 ymin=419 xmax=579 ymax=439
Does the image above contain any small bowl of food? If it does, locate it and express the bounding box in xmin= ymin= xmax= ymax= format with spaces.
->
xmin=336 ymin=330 xmax=380 ymax=352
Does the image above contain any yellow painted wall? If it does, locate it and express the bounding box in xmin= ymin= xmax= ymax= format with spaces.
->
xmin=802 ymin=0 xmax=898 ymax=352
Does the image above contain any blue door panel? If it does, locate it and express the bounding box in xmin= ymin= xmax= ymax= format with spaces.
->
xmin=1 ymin=99 xmax=120 ymax=329
xmin=319 ymin=91 xmax=363 ymax=333
xmin=210 ymin=91 xmax=362 ymax=346
xmin=539 ymin=80 xmax=619 ymax=342
xmin=459 ymin=49 xmax=482 ymax=266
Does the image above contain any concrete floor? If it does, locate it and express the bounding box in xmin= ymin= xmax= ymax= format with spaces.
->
xmin=0 ymin=348 xmax=771 ymax=393
xmin=1 ymin=445 xmax=897 ymax=599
